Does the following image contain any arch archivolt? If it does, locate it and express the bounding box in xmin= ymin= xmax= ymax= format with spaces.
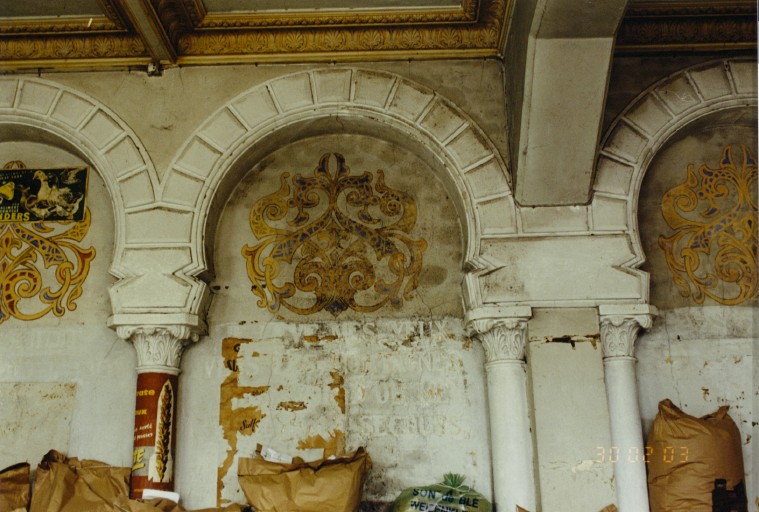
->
xmin=0 ymin=76 xmax=159 ymax=284
xmin=1 ymin=70 xmax=515 ymax=322
xmin=592 ymin=58 xmax=758 ymax=301
xmin=157 ymin=68 xmax=514 ymax=317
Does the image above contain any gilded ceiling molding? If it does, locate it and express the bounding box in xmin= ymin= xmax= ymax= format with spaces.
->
xmin=151 ymin=0 xmax=195 ymax=47
xmin=192 ymin=0 xmax=479 ymax=29
xmin=176 ymin=0 xmax=507 ymax=62
xmin=616 ymin=1 xmax=757 ymax=52
xmin=0 ymin=17 xmax=122 ymax=35
xmin=98 ymin=0 xmax=132 ymax=29
xmin=0 ymin=35 xmax=149 ymax=69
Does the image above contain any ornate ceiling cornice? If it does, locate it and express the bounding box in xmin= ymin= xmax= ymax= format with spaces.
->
xmin=616 ymin=1 xmax=757 ymax=53
xmin=0 ymin=0 xmax=754 ymax=71
xmin=176 ymin=0 xmax=507 ymax=64
xmin=0 ymin=0 xmax=511 ymax=70
xmin=191 ymin=0 xmax=479 ymax=29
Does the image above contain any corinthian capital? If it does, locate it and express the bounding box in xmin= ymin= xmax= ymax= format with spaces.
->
xmin=117 ymin=325 xmax=199 ymax=373
xmin=466 ymin=306 xmax=532 ymax=363
xmin=599 ymin=305 xmax=657 ymax=359
xmin=471 ymin=319 xmax=529 ymax=362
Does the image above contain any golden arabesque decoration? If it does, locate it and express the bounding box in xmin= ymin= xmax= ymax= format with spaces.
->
xmin=243 ymin=153 xmax=427 ymax=316
xmin=0 ymin=161 xmax=95 ymax=323
xmin=659 ymin=144 xmax=757 ymax=305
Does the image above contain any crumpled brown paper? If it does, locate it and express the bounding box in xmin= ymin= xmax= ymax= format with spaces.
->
xmin=25 ymin=450 xmax=248 ymax=512
xmin=29 ymin=450 xmax=132 ymax=512
xmin=647 ymin=399 xmax=746 ymax=512
xmin=237 ymin=446 xmax=371 ymax=512
xmin=0 ymin=462 xmax=30 ymax=512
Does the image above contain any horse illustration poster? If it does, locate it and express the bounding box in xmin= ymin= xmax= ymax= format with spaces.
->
xmin=0 ymin=165 xmax=88 ymax=222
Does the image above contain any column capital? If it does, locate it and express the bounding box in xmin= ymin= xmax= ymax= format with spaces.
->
xmin=116 ymin=325 xmax=200 ymax=374
xmin=466 ymin=306 xmax=532 ymax=363
xmin=599 ymin=304 xmax=657 ymax=358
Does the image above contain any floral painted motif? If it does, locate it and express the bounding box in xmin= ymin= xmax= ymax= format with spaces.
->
xmin=659 ymin=145 xmax=757 ymax=305
xmin=243 ymin=153 xmax=426 ymax=316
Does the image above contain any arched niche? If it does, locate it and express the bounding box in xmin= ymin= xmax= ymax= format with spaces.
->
xmin=209 ymin=131 xmax=466 ymax=323
xmin=159 ymin=68 xmax=513 ymax=312
xmin=0 ymin=77 xmax=158 ymax=286
xmin=593 ymin=58 xmax=757 ymax=301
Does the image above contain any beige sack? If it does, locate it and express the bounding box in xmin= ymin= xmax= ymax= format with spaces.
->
xmin=237 ymin=447 xmax=371 ymax=512
xmin=647 ymin=399 xmax=745 ymax=512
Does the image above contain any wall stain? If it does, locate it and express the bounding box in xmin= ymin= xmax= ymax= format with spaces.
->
xmin=297 ymin=429 xmax=346 ymax=458
xmin=304 ymin=334 xmax=339 ymax=343
xmin=277 ymin=401 xmax=307 ymax=412
xmin=218 ymin=337 xmax=268 ymax=506
xmin=329 ymin=370 xmax=346 ymax=414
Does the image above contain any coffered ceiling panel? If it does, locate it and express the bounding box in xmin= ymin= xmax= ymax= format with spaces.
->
xmin=0 ymin=0 xmax=755 ymax=72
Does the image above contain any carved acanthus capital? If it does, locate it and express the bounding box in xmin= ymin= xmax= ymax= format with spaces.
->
xmin=117 ymin=325 xmax=199 ymax=373
xmin=468 ymin=317 xmax=529 ymax=363
xmin=599 ymin=315 xmax=654 ymax=359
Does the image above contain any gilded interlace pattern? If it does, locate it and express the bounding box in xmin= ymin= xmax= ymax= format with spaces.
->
xmin=243 ymin=153 xmax=426 ymax=316
xmin=659 ymin=145 xmax=757 ymax=305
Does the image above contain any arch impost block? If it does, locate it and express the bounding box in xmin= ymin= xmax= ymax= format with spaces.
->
xmin=109 ymin=313 xmax=206 ymax=339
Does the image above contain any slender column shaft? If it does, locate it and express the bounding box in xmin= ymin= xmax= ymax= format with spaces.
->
xmin=469 ymin=314 xmax=536 ymax=512
xmin=118 ymin=325 xmax=197 ymax=499
xmin=600 ymin=310 xmax=655 ymax=512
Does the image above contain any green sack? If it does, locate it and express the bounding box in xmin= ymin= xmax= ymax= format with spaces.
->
xmin=390 ymin=474 xmax=492 ymax=512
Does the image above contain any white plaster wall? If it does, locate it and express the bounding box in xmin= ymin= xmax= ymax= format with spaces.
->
xmin=637 ymin=306 xmax=755 ymax=495
xmin=0 ymin=141 xmax=136 ymax=471
xmin=528 ymin=308 xmax=617 ymax=512
xmin=179 ymin=319 xmax=491 ymax=508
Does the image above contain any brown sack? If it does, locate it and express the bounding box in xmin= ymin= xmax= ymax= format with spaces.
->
xmin=237 ymin=447 xmax=371 ymax=512
xmin=0 ymin=462 xmax=31 ymax=512
xmin=29 ymin=450 xmax=132 ymax=512
xmin=647 ymin=399 xmax=746 ymax=512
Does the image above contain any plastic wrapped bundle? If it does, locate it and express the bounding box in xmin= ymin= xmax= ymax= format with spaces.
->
xmin=390 ymin=474 xmax=491 ymax=512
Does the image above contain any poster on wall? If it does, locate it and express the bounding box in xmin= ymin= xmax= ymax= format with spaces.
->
xmin=0 ymin=166 xmax=88 ymax=222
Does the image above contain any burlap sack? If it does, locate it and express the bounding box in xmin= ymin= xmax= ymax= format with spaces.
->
xmin=647 ymin=399 xmax=746 ymax=512
xmin=0 ymin=462 xmax=30 ymax=512
xmin=237 ymin=447 xmax=371 ymax=512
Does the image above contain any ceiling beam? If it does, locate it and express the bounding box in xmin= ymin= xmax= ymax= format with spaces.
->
xmin=509 ymin=0 xmax=629 ymax=206
xmin=120 ymin=0 xmax=177 ymax=64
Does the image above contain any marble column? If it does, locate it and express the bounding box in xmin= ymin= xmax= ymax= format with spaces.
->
xmin=467 ymin=306 xmax=536 ymax=512
xmin=599 ymin=305 xmax=657 ymax=512
xmin=117 ymin=325 xmax=198 ymax=499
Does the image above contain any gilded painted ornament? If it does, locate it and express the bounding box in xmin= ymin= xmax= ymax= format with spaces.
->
xmin=0 ymin=161 xmax=95 ymax=323
xmin=658 ymin=144 xmax=757 ymax=305
xmin=243 ymin=153 xmax=427 ymax=316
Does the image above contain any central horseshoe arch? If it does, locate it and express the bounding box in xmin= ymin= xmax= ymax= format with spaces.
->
xmin=155 ymin=67 xmax=515 ymax=318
